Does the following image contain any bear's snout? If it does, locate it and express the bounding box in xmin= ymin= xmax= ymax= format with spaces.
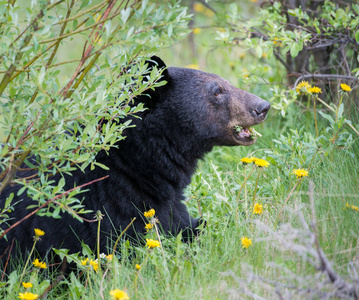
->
xmin=252 ymin=100 xmax=270 ymax=120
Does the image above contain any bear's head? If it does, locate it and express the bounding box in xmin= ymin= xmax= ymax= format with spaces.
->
xmin=138 ymin=56 xmax=270 ymax=150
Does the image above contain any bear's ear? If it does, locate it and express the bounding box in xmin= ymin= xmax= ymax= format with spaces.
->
xmin=146 ymin=56 xmax=169 ymax=81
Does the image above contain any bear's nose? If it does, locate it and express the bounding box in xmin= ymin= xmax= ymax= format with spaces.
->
xmin=254 ymin=101 xmax=270 ymax=118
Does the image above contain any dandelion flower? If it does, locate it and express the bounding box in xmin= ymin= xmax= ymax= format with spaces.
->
xmin=145 ymin=223 xmax=153 ymax=232
xmin=89 ymin=259 xmax=99 ymax=272
xmin=296 ymin=81 xmax=311 ymax=95
xmin=32 ymin=259 xmax=46 ymax=269
xmin=253 ymin=203 xmax=263 ymax=215
xmin=34 ymin=228 xmax=45 ymax=237
xmin=193 ymin=28 xmax=201 ymax=34
xmin=106 ymin=254 xmax=113 ymax=261
xmin=254 ymin=159 xmax=269 ymax=168
xmin=18 ymin=292 xmax=38 ymax=300
xmin=340 ymin=83 xmax=351 ymax=92
xmin=185 ymin=64 xmax=200 ymax=70
xmin=110 ymin=289 xmax=130 ymax=300
xmin=241 ymin=237 xmax=252 ymax=249
xmin=144 ymin=209 xmax=155 ymax=218
xmin=146 ymin=239 xmax=161 ymax=249
xmin=22 ymin=282 xmax=33 ymax=289
xmin=241 ymin=157 xmax=253 ymax=164
xmin=308 ymin=86 xmax=322 ymax=94
xmin=292 ymin=169 xmax=309 ymax=178
xmin=193 ymin=2 xmax=205 ymax=13
xmin=135 ymin=264 xmax=142 ymax=270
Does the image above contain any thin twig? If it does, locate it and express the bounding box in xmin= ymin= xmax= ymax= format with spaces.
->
xmin=0 ymin=175 xmax=109 ymax=240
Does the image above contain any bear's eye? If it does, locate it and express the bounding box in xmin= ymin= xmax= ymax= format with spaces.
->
xmin=213 ymin=87 xmax=222 ymax=97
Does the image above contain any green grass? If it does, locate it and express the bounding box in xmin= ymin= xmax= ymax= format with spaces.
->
xmin=2 ymin=109 xmax=358 ymax=299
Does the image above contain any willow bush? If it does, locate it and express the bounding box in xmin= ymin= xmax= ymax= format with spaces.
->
xmin=0 ymin=0 xmax=190 ymax=232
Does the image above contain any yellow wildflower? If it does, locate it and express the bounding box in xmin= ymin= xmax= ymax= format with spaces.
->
xmin=18 ymin=292 xmax=38 ymax=300
xmin=22 ymin=282 xmax=33 ymax=289
xmin=308 ymin=86 xmax=322 ymax=94
xmin=110 ymin=289 xmax=130 ymax=300
xmin=296 ymin=81 xmax=311 ymax=95
xmin=135 ymin=264 xmax=142 ymax=270
xmin=253 ymin=203 xmax=263 ymax=215
xmin=186 ymin=64 xmax=199 ymax=70
xmin=193 ymin=28 xmax=201 ymax=34
xmin=292 ymin=169 xmax=309 ymax=178
xmin=340 ymin=83 xmax=351 ymax=92
xmin=254 ymin=159 xmax=270 ymax=168
xmin=240 ymin=53 xmax=245 ymax=59
xmin=32 ymin=259 xmax=46 ymax=269
xmin=81 ymin=258 xmax=89 ymax=266
xmin=89 ymin=259 xmax=99 ymax=272
xmin=106 ymin=254 xmax=113 ymax=261
xmin=144 ymin=209 xmax=155 ymax=218
xmin=241 ymin=157 xmax=253 ymax=164
xmin=241 ymin=237 xmax=252 ymax=249
xmin=146 ymin=239 xmax=161 ymax=249
xmin=193 ymin=2 xmax=205 ymax=13
xmin=34 ymin=228 xmax=45 ymax=237
xmin=352 ymin=205 xmax=359 ymax=211
xmin=145 ymin=223 xmax=153 ymax=232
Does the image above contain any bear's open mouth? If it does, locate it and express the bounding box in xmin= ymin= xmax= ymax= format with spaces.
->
xmin=233 ymin=125 xmax=262 ymax=143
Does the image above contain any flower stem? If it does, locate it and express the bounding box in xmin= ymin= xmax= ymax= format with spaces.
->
xmin=274 ymin=180 xmax=300 ymax=228
xmin=252 ymin=169 xmax=262 ymax=217
xmin=112 ymin=217 xmax=136 ymax=254
xmin=235 ymin=165 xmax=255 ymax=221
xmin=313 ymin=96 xmax=318 ymax=137
xmin=19 ymin=240 xmax=37 ymax=283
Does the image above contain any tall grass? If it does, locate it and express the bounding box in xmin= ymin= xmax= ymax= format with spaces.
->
xmin=2 ymin=105 xmax=358 ymax=299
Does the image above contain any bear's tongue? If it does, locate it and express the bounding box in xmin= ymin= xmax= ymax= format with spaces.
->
xmin=238 ymin=127 xmax=251 ymax=139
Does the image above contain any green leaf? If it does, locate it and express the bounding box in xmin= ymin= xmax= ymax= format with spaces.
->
xmin=319 ymin=111 xmax=335 ymax=125
xmin=355 ymin=30 xmax=359 ymax=44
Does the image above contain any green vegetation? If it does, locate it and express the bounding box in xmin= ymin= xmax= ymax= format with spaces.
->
xmin=1 ymin=1 xmax=359 ymax=299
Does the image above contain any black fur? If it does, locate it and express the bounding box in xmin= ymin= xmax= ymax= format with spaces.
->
xmin=0 ymin=56 xmax=270 ymax=264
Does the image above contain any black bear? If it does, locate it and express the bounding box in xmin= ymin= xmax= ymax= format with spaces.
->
xmin=0 ymin=57 xmax=270 ymax=265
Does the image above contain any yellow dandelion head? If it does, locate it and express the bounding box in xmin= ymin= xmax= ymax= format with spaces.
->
xmin=193 ymin=28 xmax=201 ymax=34
xmin=193 ymin=2 xmax=205 ymax=13
xmin=135 ymin=264 xmax=142 ymax=270
xmin=32 ymin=259 xmax=46 ymax=269
xmin=340 ymin=83 xmax=352 ymax=92
xmin=110 ymin=289 xmax=130 ymax=300
xmin=241 ymin=237 xmax=252 ymax=249
xmin=253 ymin=203 xmax=263 ymax=215
xmin=292 ymin=169 xmax=309 ymax=178
xmin=254 ymin=158 xmax=270 ymax=168
xmin=296 ymin=81 xmax=311 ymax=95
xmin=308 ymin=86 xmax=322 ymax=94
xmin=240 ymin=157 xmax=253 ymax=164
xmin=18 ymin=292 xmax=39 ymax=300
xmin=89 ymin=259 xmax=99 ymax=272
xmin=145 ymin=223 xmax=153 ymax=232
xmin=146 ymin=238 xmax=161 ymax=249
xmin=144 ymin=209 xmax=155 ymax=218
xmin=106 ymin=254 xmax=113 ymax=262
xmin=22 ymin=282 xmax=33 ymax=289
xmin=185 ymin=64 xmax=199 ymax=70
xmin=34 ymin=228 xmax=45 ymax=237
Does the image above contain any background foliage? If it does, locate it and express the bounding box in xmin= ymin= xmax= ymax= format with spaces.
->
xmin=1 ymin=0 xmax=359 ymax=299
